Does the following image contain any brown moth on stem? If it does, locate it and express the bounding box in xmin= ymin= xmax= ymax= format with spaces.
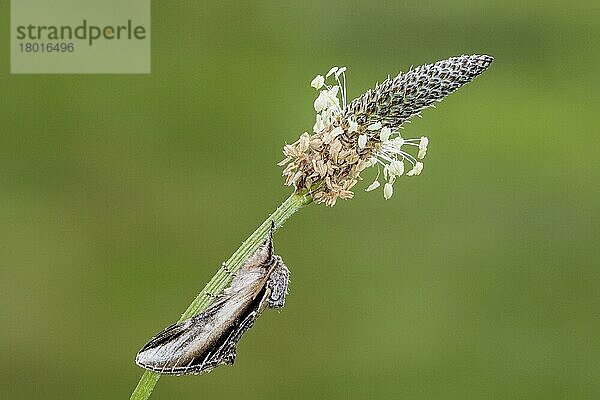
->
xmin=135 ymin=225 xmax=289 ymax=375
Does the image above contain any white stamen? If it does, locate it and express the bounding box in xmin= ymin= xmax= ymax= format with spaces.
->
xmin=314 ymin=91 xmax=328 ymax=112
xmin=367 ymin=122 xmax=382 ymax=131
xmin=388 ymin=160 xmax=404 ymax=176
xmin=380 ymin=127 xmax=392 ymax=142
xmin=418 ymin=136 xmax=429 ymax=159
xmin=323 ymin=126 xmax=344 ymax=144
xmin=329 ymin=85 xmax=340 ymax=98
xmin=407 ymin=162 xmax=424 ymax=176
xmin=358 ymin=134 xmax=368 ymax=149
xmin=326 ymin=67 xmax=338 ymax=78
xmin=313 ymin=114 xmax=325 ymax=133
xmin=365 ymin=180 xmax=380 ymax=192
xmin=383 ymin=183 xmax=393 ymax=200
xmin=311 ymin=75 xmax=325 ymax=89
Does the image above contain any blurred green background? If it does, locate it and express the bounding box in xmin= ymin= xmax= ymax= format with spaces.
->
xmin=2 ymin=1 xmax=599 ymax=399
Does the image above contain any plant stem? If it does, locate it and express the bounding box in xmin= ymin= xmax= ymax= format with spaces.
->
xmin=129 ymin=192 xmax=312 ymax=400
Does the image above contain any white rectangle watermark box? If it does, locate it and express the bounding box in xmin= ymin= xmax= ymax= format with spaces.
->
xmin=11 ymin=0 xmax=151 ymax=74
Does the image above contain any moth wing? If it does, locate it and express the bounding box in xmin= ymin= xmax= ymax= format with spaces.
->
xmin=135 ymin=296 xmax=229 ymax=374
xmin=137 ymin=319 xmax=191 ymax=353
xmin=137 ymin=294 xmax=227 ymax=353
xmin=172 ymin=302 xmax=262 ymax=375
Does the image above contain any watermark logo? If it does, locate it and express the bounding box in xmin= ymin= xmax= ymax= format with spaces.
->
xmin=11 ymin=0 xmax=151 ymax=74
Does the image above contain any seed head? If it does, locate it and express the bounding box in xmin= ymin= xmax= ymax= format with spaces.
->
xmin=280 ymin=54 xmax=493 ymax=206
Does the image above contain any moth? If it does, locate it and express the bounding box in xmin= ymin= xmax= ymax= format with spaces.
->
xmin=135 ymin=226 xmax=289 ymax=375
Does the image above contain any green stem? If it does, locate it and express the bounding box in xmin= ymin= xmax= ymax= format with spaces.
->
xmin=130 ymin=192 xmax=312 ymax=400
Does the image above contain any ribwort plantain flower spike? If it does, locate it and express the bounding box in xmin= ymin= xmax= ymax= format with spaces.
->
xmin=280 ymin=54 xmax=493 ymax=206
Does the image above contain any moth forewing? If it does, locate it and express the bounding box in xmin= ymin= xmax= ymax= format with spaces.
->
xmin=135 ymin=228 xmax=290 ymax=375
